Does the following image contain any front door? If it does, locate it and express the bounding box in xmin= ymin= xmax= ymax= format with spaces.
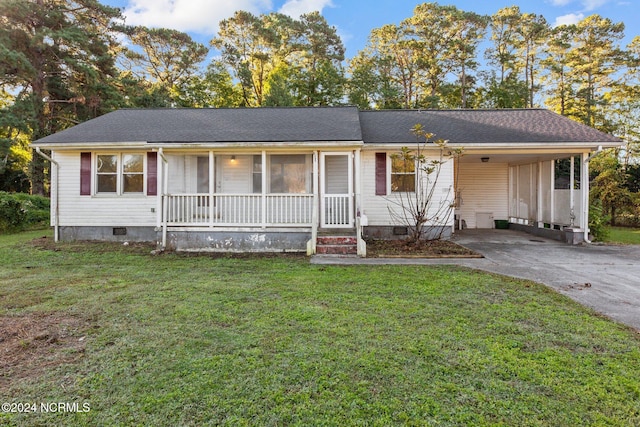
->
xmin=320 ymin=152 xmax=353 ymax=228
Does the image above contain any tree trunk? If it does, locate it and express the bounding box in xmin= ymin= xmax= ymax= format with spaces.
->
xmin=610 ymin=205 xmax=616 ymax=227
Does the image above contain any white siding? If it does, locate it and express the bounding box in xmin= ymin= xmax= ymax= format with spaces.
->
xmin=55 ymin=151 xmax=157 ymax=226
xmin=217 ymin=155 xmax=252 ymax=193
xmin=457 ymin=162 xmax=509 ymax=228
xmin=360 ymin=150 xmax=455 ymax=226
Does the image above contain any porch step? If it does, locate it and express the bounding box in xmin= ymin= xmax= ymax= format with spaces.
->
xmin=316 ymin=235 xmax=358 ymax=255
xmin=318 ymin=228 xmax=356 ymax=236
xmin=317 ymin=236 xmax=357 ymax=246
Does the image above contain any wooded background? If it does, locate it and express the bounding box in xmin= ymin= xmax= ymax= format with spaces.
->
xmin=1 ymin=1 xmax=638 ymax=225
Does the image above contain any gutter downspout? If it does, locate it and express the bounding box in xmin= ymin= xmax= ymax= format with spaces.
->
xmin=35 ymin=148 xmax=60 ymax=242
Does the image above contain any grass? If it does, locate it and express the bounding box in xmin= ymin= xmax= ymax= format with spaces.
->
xmin=603 ymin=226 xmax=640 ymax=245
xmin=1 ymin=231 xmax=640 ymax=426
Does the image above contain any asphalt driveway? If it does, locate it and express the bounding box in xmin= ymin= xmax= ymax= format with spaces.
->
xmin=312 ymin=229 xmax=640 ymax=331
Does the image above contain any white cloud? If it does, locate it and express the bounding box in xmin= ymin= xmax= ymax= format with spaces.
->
xmin=278 ymin=0 xmax=334 ymax=18
xmin=548 ymin=0 xmax=574 ymax=6
xmin=548 ymin=0 xmax=614 ymax=12
xmin=581 ymin=0 xmax=610 ymax=11
xmin=122 ymin=0 xmax=272 ymax=35
xmin=553 ymin=12 xmax=585 ymax=26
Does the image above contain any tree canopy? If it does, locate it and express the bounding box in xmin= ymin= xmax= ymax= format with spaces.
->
xmin=0 ymin=0 xmax=638 ymax=221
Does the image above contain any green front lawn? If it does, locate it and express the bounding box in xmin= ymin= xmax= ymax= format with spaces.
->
xmin=604 ymin=226 xmax=640 ymax=245
xmin=1 ymin=231 xmax=639 ymax=426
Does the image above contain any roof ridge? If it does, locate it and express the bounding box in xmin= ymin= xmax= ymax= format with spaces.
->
xmin=115 ymin=105 xmax=359 ymax=112
xmin=359 ymin=108 xmax=548 ymax=112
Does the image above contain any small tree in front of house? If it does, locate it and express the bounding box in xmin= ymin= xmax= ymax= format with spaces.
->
xmin=386 ymin=124 xmax=463 ymax=244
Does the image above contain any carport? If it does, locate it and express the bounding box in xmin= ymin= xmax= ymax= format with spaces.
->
xmin=455 ymin=150 xmax=592 ymax=244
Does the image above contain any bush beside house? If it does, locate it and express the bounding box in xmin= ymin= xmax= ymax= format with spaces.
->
xmin=0 ymin=192 xmax=50 ymax=233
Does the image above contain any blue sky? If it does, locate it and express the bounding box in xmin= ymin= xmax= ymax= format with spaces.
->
xmin=103 ymin=0 xmax=638 ymax=57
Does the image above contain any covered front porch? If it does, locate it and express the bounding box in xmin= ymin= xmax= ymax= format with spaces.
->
xmin=455 ymin=149 xmax=592 ymax=244
xmin=154 ymin=147 xmax=363 ymax=253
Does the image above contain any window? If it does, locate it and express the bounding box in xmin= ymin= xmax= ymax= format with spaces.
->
xmin=123 ymin=154 xmax=144 ymax=193
xmin=269 ymin=154 xmax=309 ymax=193
xmin=97 ymin=155 xmax=118 ymax=193
xmin=391 ymin=155 xmax=415 ymax=192
xmin=252 ymin=155 xmax=262 ymax=193
xmin=95 ymin=153 xmax=145 ymax=195
xmin=197 ymin=156 xmax=209 ymax=193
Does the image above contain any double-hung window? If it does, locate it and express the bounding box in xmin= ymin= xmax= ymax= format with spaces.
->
xmin=96 ymin=153 xmax=145 ymax=195
xmin=391 ymin=155 xmax=416 ymax=193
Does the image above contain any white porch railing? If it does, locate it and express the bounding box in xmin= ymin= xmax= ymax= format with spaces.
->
xmin=164 ymin=193 xmax=313 ymax=227
xmin=322 ymin=194 xmax=352 ymax=227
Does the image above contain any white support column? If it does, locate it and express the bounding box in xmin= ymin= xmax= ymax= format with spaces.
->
xmin=516 ymin=165 xmax=520 ymax=220
xmin=510 ymin=166 xmax=517 ymax=222
xmin=537 ymin=161 xmax=543 ymax=227
xmin=354 ymin=148 xmax=362 ymax=215
xmin=261 ymin=150 xmax=267 ymax=229
xmin=209 ymin=151 xmax=215 ymax=228
xmin=550 ymin=160 xmax=555 ymax=225
xmin=582 ymin=152 xmax=590 ymax=240
xmin=570 ymin=156 xmax=575 ymax=227
xmin=155 ymin=151 xmax=163 ymax=229
xmin=308 ymin=151 xmax=319 ymax=255
xmin=354 ymin=148 xmax=366 ymax=256
xmin=158 ymin=148 xmax=169 ymax=250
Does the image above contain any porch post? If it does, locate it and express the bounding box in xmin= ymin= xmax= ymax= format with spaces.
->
xmin=261 ymin=150 xmax=267 ymax=229
xmin=209 ymin=151 xmax=214 ymax=228
xmin=309 ymin=151 xmax=319 ymax=255
xmin=156 ymin=150 xmax=162 ymax=229
xmin=570 ymin=156 xmax=575 ymax=226
xmin=158 ymin=148 xmax=169 ymax=250
xmin=354 ymin=148 xmax=366 ymax=257
xmin=582 ymin=152 xmax=590 ymax=240
xmin=515 ymin=165 xmax=520 ymax=220
xmin=354 ymin=148 xmax=362 ymax=216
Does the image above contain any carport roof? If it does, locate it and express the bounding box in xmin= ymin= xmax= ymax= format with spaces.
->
xmin=359 ymin=109 xmax=621 ymax=144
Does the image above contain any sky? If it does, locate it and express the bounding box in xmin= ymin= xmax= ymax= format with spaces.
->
xmin=102 ymin=0 xmax=638 ymax=58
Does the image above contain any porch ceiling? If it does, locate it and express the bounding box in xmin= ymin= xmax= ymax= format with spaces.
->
xmin=459 ymin=152 xmax=585 ymax=165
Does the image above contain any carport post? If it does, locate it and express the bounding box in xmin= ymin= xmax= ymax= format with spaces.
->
xmin=537 ymin=161 xmax=543 ymax=227
xmin=582 ymin=152 xmax=590 ymax=242
xmin=570 ymin=157 xmax=575 ymax=227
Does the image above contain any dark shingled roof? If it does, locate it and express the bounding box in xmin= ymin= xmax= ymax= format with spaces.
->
xmin=35 ymin=106 xmax=363 ymax=144
xmin=34 ymin=107 xmax=620 ymax=146
xmin=359 ymin=109 xmax=621 ymax=144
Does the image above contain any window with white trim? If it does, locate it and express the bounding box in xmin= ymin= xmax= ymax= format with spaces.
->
xmin=96 ymin=153 xmax=145 ymax=195
xmin=390 ymin=155 xmax=415 ymax=192
xmin=269 ymin=154 xmax=310 ymax=193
